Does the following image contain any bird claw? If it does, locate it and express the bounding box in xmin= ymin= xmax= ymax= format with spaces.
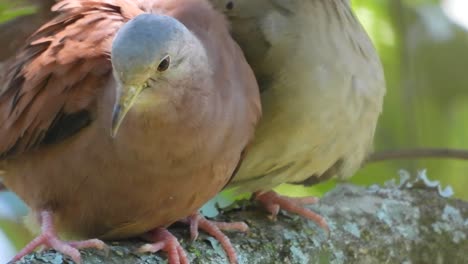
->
xmin=179 ymin=212 xmax=247 ymax=264
xmin=138 ymin=228 xmax=189 ymax=264
xmin=10 ymin=212 xmax=106 ymax=264
xmin=255 ymin=191 xmax=330 ymax=235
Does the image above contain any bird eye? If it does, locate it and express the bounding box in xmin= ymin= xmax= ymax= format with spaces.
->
xmin=157 ymin=55 xmax=171 ymax=72
xmin=226 ymin=1 xmax=234 ymax=10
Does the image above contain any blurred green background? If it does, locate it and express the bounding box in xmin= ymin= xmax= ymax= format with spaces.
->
xmin=1 ymin=0 xmax=468 ymax=261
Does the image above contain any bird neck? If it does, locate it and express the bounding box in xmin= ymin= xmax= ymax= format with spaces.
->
xmin=106 ymin=88 xmax=224 ymax=166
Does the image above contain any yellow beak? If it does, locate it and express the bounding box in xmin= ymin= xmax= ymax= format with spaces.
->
xmin=111 ymin=85 xmax=144 ymax=137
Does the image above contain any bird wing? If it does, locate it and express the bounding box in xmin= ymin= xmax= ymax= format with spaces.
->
xmin=0 ymin=0 xmax=143 ymax=158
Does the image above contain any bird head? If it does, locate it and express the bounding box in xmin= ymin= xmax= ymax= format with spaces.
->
xmin=110 ymin=13 xmax=201 ymax=137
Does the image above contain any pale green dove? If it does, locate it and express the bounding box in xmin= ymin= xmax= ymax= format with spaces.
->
xmin=209 ymin=0 xmax=386 ymax=230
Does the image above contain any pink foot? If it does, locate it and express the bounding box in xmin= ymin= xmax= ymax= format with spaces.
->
xmin=255 ymin=191 xmax=329 ymax=234
xmin=11 ymin=211 xmax=106 ymax=264
xmin=180 ymin=213 xmax=248 ymax=264
xmin=138 ymin=228 xmax=189 ymax=264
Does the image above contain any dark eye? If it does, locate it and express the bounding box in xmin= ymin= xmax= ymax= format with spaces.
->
xmin=226 ymin=1 xmax=234 ymax=10
xmin=157 ymin=55 xmax=171 ymax=72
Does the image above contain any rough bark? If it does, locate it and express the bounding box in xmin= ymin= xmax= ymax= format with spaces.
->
xmin=14 ymin=179 xmax=468 ymax=264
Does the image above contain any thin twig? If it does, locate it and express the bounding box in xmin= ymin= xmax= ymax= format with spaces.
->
xmin=368 ymin=148 xmax=468 ymax=163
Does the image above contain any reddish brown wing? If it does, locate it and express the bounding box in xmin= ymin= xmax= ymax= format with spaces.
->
xmin=0 ymin=0 xmax=143 ymax=158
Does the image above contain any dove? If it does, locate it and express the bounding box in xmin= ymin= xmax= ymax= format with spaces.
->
xmin=0 ymin=0 xmax=260 ymax=263
xmin=209 ymin=0 xmax=385 ymax=231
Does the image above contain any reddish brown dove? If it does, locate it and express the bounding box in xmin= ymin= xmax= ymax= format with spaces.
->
xmin=208 ymin=0 xmax=386 ymax=231
xmin=0 ymin=0 xmax=260 ymax=263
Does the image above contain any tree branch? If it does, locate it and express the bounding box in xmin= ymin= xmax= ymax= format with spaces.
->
xmin=14 ymin=182 xmax=468 ymax=263
xmin=368 ymin=148 xmax=468 ymax=162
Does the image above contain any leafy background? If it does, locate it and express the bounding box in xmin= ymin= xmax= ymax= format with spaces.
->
xmin=1 ymin=0 xmax=468 ymax=261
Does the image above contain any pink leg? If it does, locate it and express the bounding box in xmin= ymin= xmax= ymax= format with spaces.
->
xmin=11 ymin=211 xmax=106 ymax=264
xmin=138 ymin=228 xmax=189 ymax=264
xmin=179 ymin=213 xmax=248 ymax=264
xmin=255 ymin=191 xmax=329 ymax=234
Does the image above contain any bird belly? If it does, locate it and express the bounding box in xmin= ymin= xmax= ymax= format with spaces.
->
xmin=2 ymin=123 xmax=232 ymax=240
xmin=231 ymin=69 xmax=381 ymax=192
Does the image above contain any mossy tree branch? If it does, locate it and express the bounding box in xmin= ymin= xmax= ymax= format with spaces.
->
xmin=14 ymin=182 xmax=468 ymax=264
